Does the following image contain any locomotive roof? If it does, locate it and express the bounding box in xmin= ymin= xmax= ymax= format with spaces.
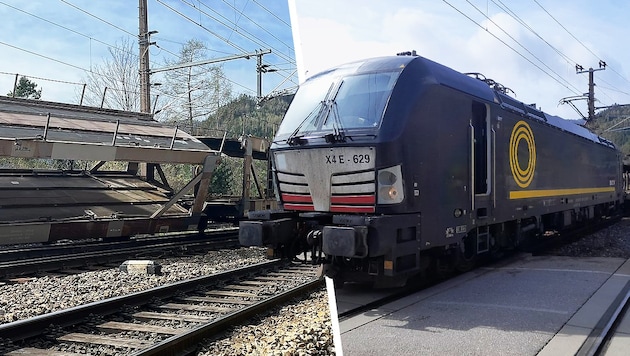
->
xmin=408 ymin=55 xmax=614 ymax=148
xmin=307 ymin=55 xmax=615 ymax=149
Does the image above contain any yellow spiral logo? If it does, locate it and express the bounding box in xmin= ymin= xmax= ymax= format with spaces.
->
xmin=509 ymin=121 xmax=536 ymax=188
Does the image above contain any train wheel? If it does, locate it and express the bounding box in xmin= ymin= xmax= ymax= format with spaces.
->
xmin=488 ymin=233 xmax=503 ymax=260
xmin=456 ymin=233 xmax=477 ymax=272
xmin=428 ymin=249 xmax=454 ymax=280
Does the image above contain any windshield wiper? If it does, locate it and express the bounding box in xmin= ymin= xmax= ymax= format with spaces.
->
xmin=324 ymin=101 xmax=347 ymax=143
xmin=282 ymin=100 xmax=326 ymax=146
xmin=282 ymin=83 xmax=337 ymax=146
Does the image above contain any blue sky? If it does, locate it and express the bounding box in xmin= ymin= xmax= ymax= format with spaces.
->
xmin=3 ymin=1 xmax=629 ymax=122
xmin=0 ymin=0 xmax=296 ymax=110
xmin=289 ymin=0 xmax=630 ymax=120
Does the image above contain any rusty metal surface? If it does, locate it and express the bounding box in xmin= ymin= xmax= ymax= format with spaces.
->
xmin=0 ymin=171 xmax=186 ymax=222
xmin=198 ymin=135 xmax=269 ymax=160
xmin=0 ymin=96 xmax=216 ymax=164
xmin=0 ymin=170 xmax=196 ymax=244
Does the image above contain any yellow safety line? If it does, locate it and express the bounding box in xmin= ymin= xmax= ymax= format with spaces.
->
xmin=509 ymin=186 xmax=615 ymax=199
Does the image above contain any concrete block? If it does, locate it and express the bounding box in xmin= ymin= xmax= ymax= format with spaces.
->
xmin=119 ymin=260 xmax=162 ymax=275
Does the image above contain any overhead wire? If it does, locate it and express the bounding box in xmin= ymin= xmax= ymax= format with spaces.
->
xmin=488 ymin=0 xmax=622 ymax=105
xmin=251 ymin=0 xmax=292 ymax=28
xmin=226 ymin=0 xmax=248 ymax=43
xmin=154 ymin=36 xmax=236 ymax=56
xmin=178 ymin=0 xmax=297 ymax=85
xmin=1 ymin=2 xmax=122 ymax=58
xmin=530 ymin=0 xmax=630 ymax=106
xmin=532 ymin=0 xmax=630 ymax=87
xmin=156 ymin=0 xmax=249 ymax=54
xmin=0 ymin=40 xmax=183 ymax=105
xmin=58 ymin=0 xmax=136 ymax=37
xmin=0 ymin=71 xmax=83 ymax=86
xmin=483 ymin=0 xmax=619 ymax=105
xmin=179 ymin=0 xmax=292 ymax=62
xmin=490 ymin=0 xmax=575 ymax=66
xmin=217 ymin=0 xmax=295 ymax=53
xmin=445 ymin=0 xmax=629 ymax=108
xmin=57 ymin=0 xmax=181 ymax=62
xmin=158 ymin=0 xmax=297 ymax=89
xmin=442 ymin=0 xmax=582 ymax=96
xmin=464 ymin=0 xmax=582 ymax=95
xmin=3 ymin=0 xmax=295 ymax=105
xmin=0 ymin=1 xmax=172 ymax=69
xmin=532 ymin=0 xmax=598 ymax=62
xmin=0 ymin=40 xmax=91 ymax=73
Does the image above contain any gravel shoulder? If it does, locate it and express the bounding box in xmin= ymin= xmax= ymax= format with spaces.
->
xmin=0 ymin=247 xmax=336 ymax=355
xmin=0 ymin=248 xmax=268 ymax=323
xmin=7 ymin=216 xmax=626 ymax=355
xmin=198 ymin=289 xmax=335 ymax=356
xmin=544 ymin=217 xmax=630 ymax=258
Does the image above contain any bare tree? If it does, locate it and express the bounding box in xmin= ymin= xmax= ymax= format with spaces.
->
xmin=158 ymin=39 xmax=232 ymax=134
xmin=80 ymin=38 xmax=140 ymax=111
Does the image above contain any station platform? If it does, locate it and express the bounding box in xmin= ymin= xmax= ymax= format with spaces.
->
xmin=337 ymin=254 xmax=630 ymax=355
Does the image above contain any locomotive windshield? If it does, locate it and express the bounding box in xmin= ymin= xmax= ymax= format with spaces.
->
xmin=276 ymin=70 xmax=400 ymax=142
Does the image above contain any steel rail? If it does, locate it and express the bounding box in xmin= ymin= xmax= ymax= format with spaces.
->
xmin=133 ymin=278 xmax=324 ymax=356
xmin=0 ymin=227 xmax=238 ymax=261
xmin=0 ymin=230 xmax=239 ymax=278
xmin=0 ymin=259 xmax=286 ymax=341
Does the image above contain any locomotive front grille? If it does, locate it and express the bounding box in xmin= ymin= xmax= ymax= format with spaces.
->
xmin=274 ymin=147 xmax=376 ymax=212
xmin=276 ymin=170 xmax=376 ymax=213
xmin=277 ymin=172 xmax=314 ymax=211
xmin=330 ymin=170 xmax=375 ymax=213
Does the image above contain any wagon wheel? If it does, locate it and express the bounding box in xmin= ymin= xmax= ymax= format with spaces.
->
xmin=455 ymin=233 xmax=477 ymax=272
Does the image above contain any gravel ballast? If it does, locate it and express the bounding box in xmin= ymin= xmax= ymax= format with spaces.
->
xmin=4 ymin=217 xmax=630 ymax=355
xmin=198 ymin=289 xmax=335 ymax=356
xmin=545 ymin=216 xmax=630 ymax=258
xmin=0 ymin=246 xmax=336 ymax=355
xmin=0 ymin=248 xmax=268 ymax=323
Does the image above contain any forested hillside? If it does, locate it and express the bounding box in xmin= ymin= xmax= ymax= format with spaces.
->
xmin=588 ymin=104 xmax=630 ymax=156
xmin=197 ymin=93 xmax=293 ymax=140
xmin=200 ymin=93 xmax=293 ymax=197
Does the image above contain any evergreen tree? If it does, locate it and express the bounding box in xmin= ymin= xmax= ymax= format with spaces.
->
xmin=209 ymin=160 xmax=235 ymax=196
xmin=8 ymin=76 xmax=42 ymax=99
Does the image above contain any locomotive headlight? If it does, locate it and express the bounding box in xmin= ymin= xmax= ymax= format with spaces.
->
xmin=377 ymin=165 xmax=404 ymax=204
xmin=378 ymin=170 xmax=397 ymax=185
xmin=380 ymin=186 xmax=399 ymax=200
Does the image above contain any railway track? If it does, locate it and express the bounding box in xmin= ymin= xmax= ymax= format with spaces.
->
xmin=0 ymin=228 xmax=239 ymax=279
xmin=0 ymin=260 xmax=323 ymax=355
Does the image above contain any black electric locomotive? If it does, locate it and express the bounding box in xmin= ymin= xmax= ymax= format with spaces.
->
xmin=239 ymin=53 xmax=623 ymax=287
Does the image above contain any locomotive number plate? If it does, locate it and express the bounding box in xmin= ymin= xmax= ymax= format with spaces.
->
xmin=325 ymin=153 xmax=372 ymax=165
xmin=274 ymin=147 xmax=375 ymax=172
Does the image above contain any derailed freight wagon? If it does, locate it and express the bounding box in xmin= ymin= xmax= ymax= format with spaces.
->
xmin=0 ymin=96 xmax=219 ymax=244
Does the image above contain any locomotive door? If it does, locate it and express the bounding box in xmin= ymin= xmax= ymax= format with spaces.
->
xmin=470 ymin=101 xmax=492 ymax=252
xmin=472 ymin=102 xmax=489 ymax=196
